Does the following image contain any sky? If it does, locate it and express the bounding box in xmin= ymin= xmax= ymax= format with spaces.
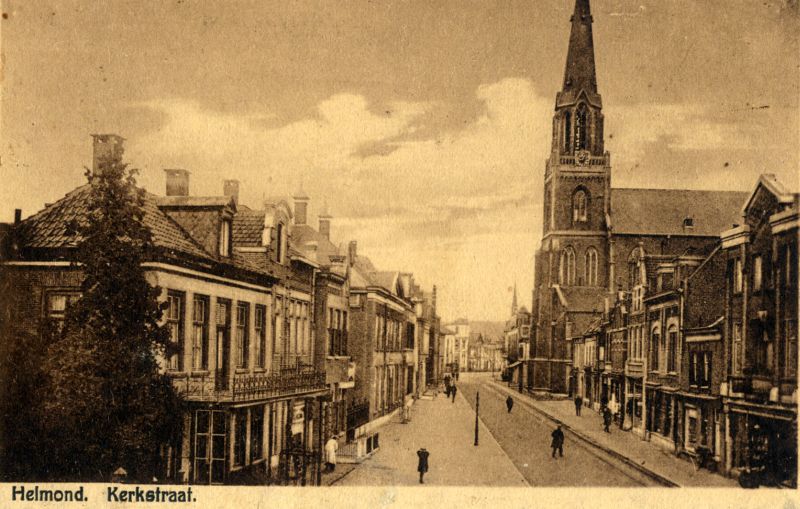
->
xmin=1 ymin=0 xmax=798 ymax=321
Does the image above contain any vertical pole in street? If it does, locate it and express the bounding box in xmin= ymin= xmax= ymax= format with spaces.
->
xmin=474 ymin=391 xmax=480 ymax=446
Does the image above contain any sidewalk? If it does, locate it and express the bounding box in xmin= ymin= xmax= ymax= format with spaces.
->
xmin=332 ymin=391 xmax=528 ymax=486
xmin=491 ymin=380 xmax=738 ymax=487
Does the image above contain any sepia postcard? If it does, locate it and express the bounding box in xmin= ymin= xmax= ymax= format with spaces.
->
xmin=0 ymin=1 xmax=798 ymax=508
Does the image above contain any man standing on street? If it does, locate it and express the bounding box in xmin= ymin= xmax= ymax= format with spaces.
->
xmin=451 ymin=384 xmax=457 ymax=403
xmin=506 ymin=395 xmax=514 ymax=413
xmin=574 ymin=395 xmax=583 ymax=416
xmin=417 ymin=447 xmax=430 ymax=484
xmin=603 ymin=406 xmax=612 ymax=433
xmin=551 ymin=425 xmax=564 ymax=459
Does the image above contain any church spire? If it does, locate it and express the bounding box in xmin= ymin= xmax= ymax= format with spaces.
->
xmin=558 ymin=0 xmax=601 ymax=109
xmin=511 ymin=282 xmax=518 ymax=315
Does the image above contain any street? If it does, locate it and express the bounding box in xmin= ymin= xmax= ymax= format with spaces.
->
xmin=455 ymin=373 xmax=657 ymax=487
xmin=334 ymin=372 xmax=660 ymax=487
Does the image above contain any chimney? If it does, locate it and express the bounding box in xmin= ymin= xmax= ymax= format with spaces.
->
xmin=91 ymin=134 xmax=125 ymax=175
xmin=164 ymin=169 xmax=190 ymax=197
xmin=223 ymin=179 xmax=239 ymax=205
xmin=318 ymin=202 xmax=332 ymax=240
xmin=348 ymin=240 xmax=357 ymax=265
xmin=14 ymin=209 xmax=21 ymax=225
xmin=293 ymin=189 xmax=309 ymax=225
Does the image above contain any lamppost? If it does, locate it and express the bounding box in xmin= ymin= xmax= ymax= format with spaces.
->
xmin=474 ymin=391 xmax=480 ymax=446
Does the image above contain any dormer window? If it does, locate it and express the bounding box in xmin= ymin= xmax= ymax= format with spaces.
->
xmin=219 ymin=219 xmax=232 ymax=256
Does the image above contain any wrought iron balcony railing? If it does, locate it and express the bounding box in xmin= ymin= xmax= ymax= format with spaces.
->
xmin=232 ymin=366 xmax=326 ymax=402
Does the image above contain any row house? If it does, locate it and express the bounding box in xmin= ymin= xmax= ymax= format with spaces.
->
xmin=411 ymin=285 xmax=442 ymax=392
xmin=445 ymin=318 xmax=470 ymax=374
xmin=720 ymin=174 xmax=797 ymax=486
xmin=503 ymin=305 xmax=531 ymax=392
xmin=440 ymin=326 xmax=457 ymax=376
xmin=343 ymin=243 xmax=418 ymax=459
xmin=1 ymin=135 xmax=329 ymax=485
xmin=286 ymin=194 xmax=356 ymax=443
xmin=567 ymin=174 xmax=797 ymax=486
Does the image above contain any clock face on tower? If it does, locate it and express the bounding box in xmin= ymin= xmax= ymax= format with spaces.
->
xmin=576 ymin=150 xmax=590 ymax=165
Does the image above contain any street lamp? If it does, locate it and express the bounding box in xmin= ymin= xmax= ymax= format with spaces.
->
xmin=474 ymin=391 xmax=479 ymax=446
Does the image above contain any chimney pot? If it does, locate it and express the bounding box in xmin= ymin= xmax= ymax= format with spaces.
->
xmin=293 ymin=194 xmax=309 ymax=226
xmin=164 ymin=169 xmax=190 ymax=197
xmin=91 ymin=134 xmax=125 ymax=175
xmin=14 ymin=209 xmax=21 ymax=225
xmin=223 ymin=179 xmax=240 ymax=205
xmin=348 ymin=240 xmax=357 ymax=265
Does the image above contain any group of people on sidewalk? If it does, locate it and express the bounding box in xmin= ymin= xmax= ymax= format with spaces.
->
xmin=574 ymin=394 xmax=614 ymax=433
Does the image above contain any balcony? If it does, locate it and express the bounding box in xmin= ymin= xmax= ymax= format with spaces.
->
xmin=231 ymin=366 xmax=326 ymax=402
xmin=326 ymin=356 xmax=356 ymax=389
xmin=625 ymin=359 xmax=644 ymax=378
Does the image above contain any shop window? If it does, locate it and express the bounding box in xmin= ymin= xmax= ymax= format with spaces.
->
xmin=251 ymin=407 xmax=264 ymax=462
xmin=234 ymin=410 xmax=246 ymax=467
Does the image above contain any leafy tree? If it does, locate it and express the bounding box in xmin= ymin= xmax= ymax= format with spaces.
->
xmin=37 ymin=150 xmax=181 ymax=482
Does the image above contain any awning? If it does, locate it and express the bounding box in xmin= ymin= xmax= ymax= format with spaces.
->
xmin=506 ymin=361 xmax=522 ymax=369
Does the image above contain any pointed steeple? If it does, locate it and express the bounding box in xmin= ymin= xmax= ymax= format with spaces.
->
xmin=558 ymin=0 xmax=601 ymax=109
xmin=511 ymin=282 xmax=518 ymax=315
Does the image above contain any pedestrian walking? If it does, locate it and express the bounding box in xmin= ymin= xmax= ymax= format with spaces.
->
xmin=506 ymin=395 xmax=514 ymax=413
xmin=451 ymin=384 xmax=457 ymax=403
xmin=603 ymin=406 xmax=612 ymax=433
xmin=324 ymin=436 xmax=339 ymax=473
xmin=574 ymin=395 xmax=583 ymax=416
xmin=417 ymin=447 xmax=430 ymax=484
xmin=550 ymin=425 xmax=564 ymax=459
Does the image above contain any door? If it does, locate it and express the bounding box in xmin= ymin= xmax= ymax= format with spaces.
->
xmin=194 ymin=410 xmax=227 ymax=485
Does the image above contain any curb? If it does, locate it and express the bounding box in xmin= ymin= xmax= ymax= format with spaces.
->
xmin=488 ymin=381 xmax=680 ymax=488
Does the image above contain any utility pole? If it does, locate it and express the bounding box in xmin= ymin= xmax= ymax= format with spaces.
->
xmin=474 ymin=391 xmax=479 ymax=446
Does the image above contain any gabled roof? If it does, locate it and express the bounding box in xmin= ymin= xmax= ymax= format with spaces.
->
xmin=560 ymin=286 xmax=606 ymax=313
xmin=610 ymin=188 xmax=749 ymax=236
xmin=743 ymin=173 xmax=799 ymax=213
xmin=290 ymin=223 xmax=341 ymax=266
xmin=16 ymin=184 xmax=211 ymax=260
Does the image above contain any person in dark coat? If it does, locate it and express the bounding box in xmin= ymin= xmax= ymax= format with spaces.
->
xmin=506 ymin=395 xmax=514 ymax=413
xmin=416 ymin=448 xmax=429 ymax=484
xmin=574 ymin=395 xmax=583 ymax=416
xmin=603 ymin=406 xmax=612 ymax=433
xmin=451 ymin=384 xmax=457 ymax=402
xmin=550 ymin=425 xmax=564 ymax=458
xmin=600 ymin=394 xmax=608 ymax=411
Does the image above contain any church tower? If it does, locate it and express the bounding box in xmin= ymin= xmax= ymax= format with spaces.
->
xmin=532 ymin=0 xmax=610 ymax=394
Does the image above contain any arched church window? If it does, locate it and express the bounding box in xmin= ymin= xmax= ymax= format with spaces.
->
xmin=573 ymin=188 xmax=588 ymax=223
xmin=563 ymin=111 xmax=572 ymax=154
xmin=585 ymin=247 xmax=598 ymax=286
xmin=575 ymin=103 xmax=588 ymax=151
xmin=560 ymin=247 xmax=576 ymax=286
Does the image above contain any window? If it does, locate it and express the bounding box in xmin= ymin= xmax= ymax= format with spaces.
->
xmin=255 ymin=305 xmax=266 ymax=368
xmin=560 ymin=247 xmax=576 ymax=286
xmin=650 ymin=328 xmax=660 ymax=371
xmin=275 ymin=223 xmax=284 ymax=263
xmin=251 ymin=407 xmax=264 ymax=462
xmin=575 ymin=103 xmax=588 ymax=150
xmin=234 ymin=410 xmax=246 ymax=467
xmin=219 ymin=220 xmax=232 ymax=257
xmin=235 ymin=303 xmax=249 ymax=368
xmin=734 ymin=258 xmax=743 ymax=294
xmin=667 ymin=326 xmax=678 ymax=373
xmin=690 ymin=352 xmax=712 ymax=388
xmin=753 ymin=255 xmax=763 ymax=291
xmin=166 ymin=292 xmax=184 ymax=371
xmin=732 ymin=322 xmax=742 ymax=374
xmin=585 ymin=247 xmax=598 ymax=286
xmin=573 ymin=189 xmax=588 ymax=223
xmin=45 ymin=291 xmax=81 ymax=333
xmin=563 ymin=111 xmax=572 ymax=153
xmin=192 ymin=296 xmax=209 ymax=370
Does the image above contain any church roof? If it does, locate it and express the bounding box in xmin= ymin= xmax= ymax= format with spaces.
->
xmin=610 ymin=188 xmax=749 ymax=237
